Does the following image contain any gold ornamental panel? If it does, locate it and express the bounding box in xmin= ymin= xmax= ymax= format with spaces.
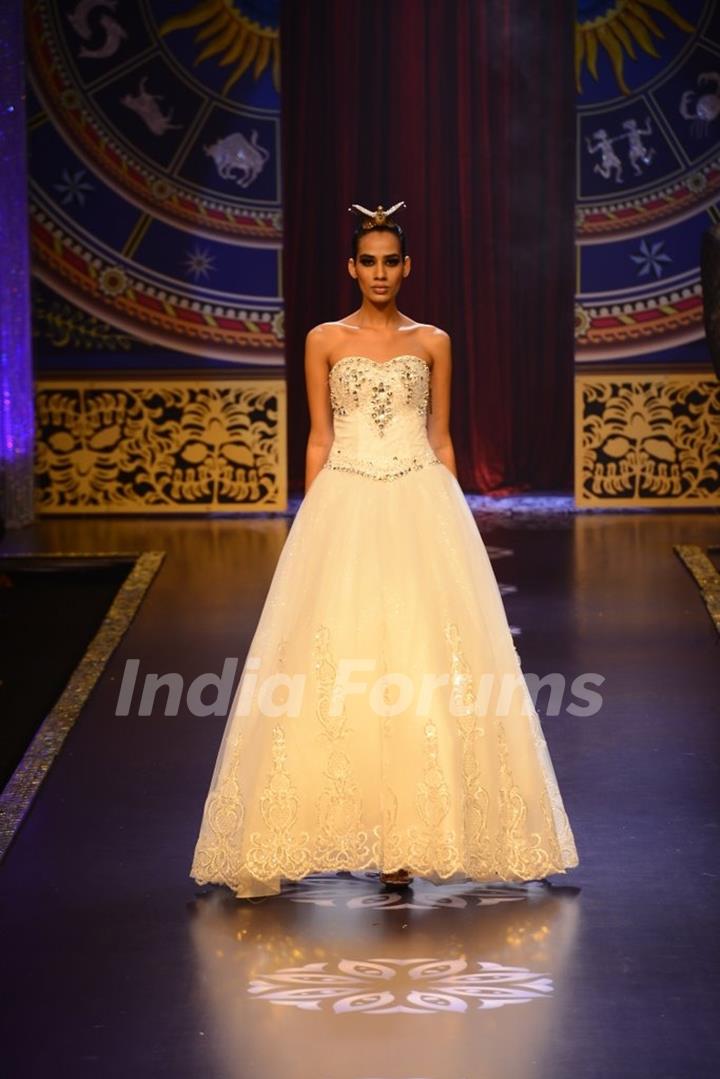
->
xmin=35 ymin=378 xmax=287 ymax=513
xmin=574 ymin=370 xmax=720 ymax=508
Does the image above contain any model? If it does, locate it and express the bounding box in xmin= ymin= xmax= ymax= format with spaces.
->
xmin=190 ymin=201 xmax=579 ymax=899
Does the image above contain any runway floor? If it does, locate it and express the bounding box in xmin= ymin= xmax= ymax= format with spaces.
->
xmin=0 ymin=507 xmax=718 ymax=1079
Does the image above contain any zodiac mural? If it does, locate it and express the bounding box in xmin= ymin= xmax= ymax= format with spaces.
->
xmin=27 ymin=0 xmax=283 ymax=371
xmin=574 ymin=1 xmax=720 ymax=506
xmin=575 ymin=0 xmax=719 ymax=366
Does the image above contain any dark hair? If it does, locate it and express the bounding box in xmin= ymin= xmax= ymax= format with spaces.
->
xmin=351 ymin=223 xmax=407 ymax=259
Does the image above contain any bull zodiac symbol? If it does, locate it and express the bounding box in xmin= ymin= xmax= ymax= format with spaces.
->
xmin=204 ymin=131 xmax=270 ymax=188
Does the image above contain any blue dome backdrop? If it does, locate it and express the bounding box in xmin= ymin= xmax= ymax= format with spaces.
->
xmin=27 ymin=0 xmax=283 ymax=373
xmin=574 ymin=0 xmax=720 ymax=366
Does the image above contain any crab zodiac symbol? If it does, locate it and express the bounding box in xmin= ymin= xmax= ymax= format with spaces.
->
xmin=680 ymin=72 xmax=720 ymax=137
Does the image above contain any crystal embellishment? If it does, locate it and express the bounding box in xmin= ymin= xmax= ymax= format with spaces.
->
xmin=324 ymin=355 xmax=440 ymax=481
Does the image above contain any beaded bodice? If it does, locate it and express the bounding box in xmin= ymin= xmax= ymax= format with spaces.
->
xmin=323 ymin=355 xmax=441 ymax=481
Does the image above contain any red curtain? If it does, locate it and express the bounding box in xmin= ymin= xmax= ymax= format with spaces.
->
xmin=281 ymin=0 xmax=575 ymax=496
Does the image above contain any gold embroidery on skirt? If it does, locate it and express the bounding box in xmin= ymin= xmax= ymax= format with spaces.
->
xmin=245 ymin=725 xmax=313 ymax=880
xmin=191 ymin=617 xmax=578 ymax=896
xmin=540 ymin=787 xmax=565 ymax=868
xmin=527 ymin=704 xmax=579 ymax=867
xmin=311 ymin=625 xmax=371 ymax=866
xmin=444 ymin=622 xmax=493 ymax=877
xmin=402 ymin=719 xmax=461 ymax=876
xmin=190 ymin=728 xmax=248 ymax=885
xmin=495 ymin=719 xmax=552 ymax=879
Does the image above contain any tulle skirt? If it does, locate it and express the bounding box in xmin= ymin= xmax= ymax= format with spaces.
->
xmin=190 ymin=461 xmax=579 ymax=898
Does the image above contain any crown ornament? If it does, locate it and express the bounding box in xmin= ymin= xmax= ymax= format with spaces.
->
xmin=348 ymin=201 xmax=407 ymax=228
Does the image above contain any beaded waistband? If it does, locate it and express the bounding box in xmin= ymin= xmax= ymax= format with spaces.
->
xmin=322 ymin=449 xmax=442 ymax=481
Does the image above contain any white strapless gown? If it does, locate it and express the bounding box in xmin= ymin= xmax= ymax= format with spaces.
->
xmin=190 ymin=355 xmax=579 ymax=898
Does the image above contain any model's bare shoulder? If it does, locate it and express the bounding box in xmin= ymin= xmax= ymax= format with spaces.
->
xmin=417 ymin=324 xmax=450 ymax=363
xmin=407 ymin=320 xmax=449 ymax=341
xmin=420 ymin=323 xmax=450 ymax=343
xmin=305 ymin=322 xmax=343 ymax=361
xmin=306 ymin=321 xmax=341 ymax=344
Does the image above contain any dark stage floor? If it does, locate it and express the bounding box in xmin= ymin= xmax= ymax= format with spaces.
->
xmin=0 ymin=508 xmax=718 ymax=1078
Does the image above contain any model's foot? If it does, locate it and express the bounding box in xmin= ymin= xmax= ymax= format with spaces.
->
xmin=380 ymin=868 xmax=414 ymax=887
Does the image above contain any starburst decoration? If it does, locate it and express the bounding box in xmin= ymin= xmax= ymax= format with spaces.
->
xmin=54 ymin=167 xmax=94 ymax=206
xmin=630 ymin=237 xmax=672 ymax=278
xmin=184 ymin=245 xmax=216 ymax=281
xmin=575 ymin=0 xmax=694 ymax=97
xmin=160 ymin=0 xmax=280 ymax=95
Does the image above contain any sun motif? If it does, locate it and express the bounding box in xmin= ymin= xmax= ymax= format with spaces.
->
xmin=159 ymin=0 xmax=279 ymax=95
xmin=575 ymin=0 xmax=695 ymax=96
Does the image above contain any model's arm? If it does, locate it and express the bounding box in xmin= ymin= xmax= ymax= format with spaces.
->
xmin=304 ymin=326 xmax=335 ymax=493
xmin=426 ymin=329 xmax=458 ymax=479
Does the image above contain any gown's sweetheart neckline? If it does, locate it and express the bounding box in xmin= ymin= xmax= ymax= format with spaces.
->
xmin=329 ymin=354 xmax=431 ymax=376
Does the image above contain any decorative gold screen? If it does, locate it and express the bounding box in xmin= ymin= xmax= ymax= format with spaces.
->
xmin=574 ymin=371 xmax=720 ymax=507
xmin=35 ymin=378 xmax=287 ymax=513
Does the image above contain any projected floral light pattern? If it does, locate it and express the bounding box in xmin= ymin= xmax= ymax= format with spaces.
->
xmin=248 ymin=956 xmax=553 ymax=1014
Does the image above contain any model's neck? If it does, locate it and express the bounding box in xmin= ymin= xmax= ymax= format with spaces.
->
xmin=354 ymin=300 xmax=402 ymax=329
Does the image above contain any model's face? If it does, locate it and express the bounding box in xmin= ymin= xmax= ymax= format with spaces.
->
xmin=348 ymin=231 xmax=410 ymax=301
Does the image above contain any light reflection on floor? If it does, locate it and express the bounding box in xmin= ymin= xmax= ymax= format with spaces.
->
xmin=3 ymin=513 xmax=718 ymax=1076
xmin=188 ymin=873 xmax=580 ymax=1079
